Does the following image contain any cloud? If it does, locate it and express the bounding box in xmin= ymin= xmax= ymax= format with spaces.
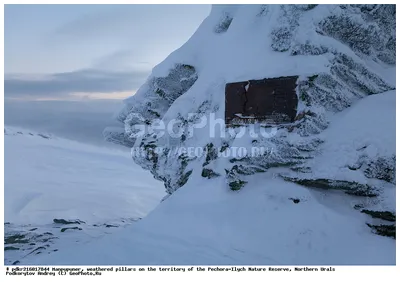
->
xmin=5 ymin=99 xmax=126 ymax=148
xmin=51 ymin=7 xmax=137 ymax=42
xmin=49 ymin=5 xmax=210 ymax=46
xmin=4 ymin=68 xmax=150 ymax=100
xmin=92 ymin=49 xmax=152 ymax=71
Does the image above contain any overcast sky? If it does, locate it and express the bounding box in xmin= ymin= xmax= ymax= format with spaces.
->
xmin=4 ymin=4 xmax=210 ymax=146
xmin=4 ymin=4 xmax=210 ymax=101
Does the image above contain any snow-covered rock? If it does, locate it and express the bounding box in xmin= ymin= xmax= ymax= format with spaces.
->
xmin=30 ymin=89 xmax=395 ymax=265
xmin=51 ymin=4 xmax=397 ymax=265
xmin=105 ymin=4 xmax=395 ymax=196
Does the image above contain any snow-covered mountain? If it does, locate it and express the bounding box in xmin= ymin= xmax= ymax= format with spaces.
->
xmin=105 ymin=4 xmax=395 ymax=196
xmin=32 ymin=89 xmax=396 ymax=265
xmin=21 ymin=4 xmax=396 ymax=265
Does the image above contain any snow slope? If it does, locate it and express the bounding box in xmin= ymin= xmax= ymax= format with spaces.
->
xmin=304 ymin=90 xmax=395 ymax=181
xmin=31 ymin=176 xmax=395 ymax=265
xmin=4 ymin=126 xmax=165 ymax=265
xmin=31 ymin=91 xmax=395 ymax=265
xmin=4 ymin=126 xmax=165 ymax=224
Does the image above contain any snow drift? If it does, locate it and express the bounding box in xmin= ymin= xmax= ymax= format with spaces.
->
xmin=5 ymin=126 xmax=164 ymax=225
xmin=4 ymin=127 xmax=165 ymax=265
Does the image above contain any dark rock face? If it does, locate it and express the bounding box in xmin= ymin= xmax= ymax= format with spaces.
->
xmin=53 ymin=219 xmax=85 ymax=225
xmin=214 ymin=13 xmax=233 ymax=33
xmin=361 ymin=210 xmax=395 ymax=222
xmin=280 ymin=176 xmax=380 ymax=197
xmin=225 ymin=76 xmax=298 ymax=126
xmin=367 ymin=223 xmax=396 ymax=239
xmin=364 ymin=156 xmax=396 ymax=184
xmin=201 ymin=168 xmax=221 ymax=179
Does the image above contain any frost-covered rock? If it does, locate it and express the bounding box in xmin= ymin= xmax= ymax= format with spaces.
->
xmin=363 ymin=155 xmax=396 ymax=184
xmin=106 ymin=3 xmax=395 ymax=212
xmin=103 ymin=63 xmax=198 ymax=148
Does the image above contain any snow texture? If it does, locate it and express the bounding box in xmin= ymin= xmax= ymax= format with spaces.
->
xmin=4 ymin=127 xmax=165 ymax=265
xmin=5 ymin=126 xmax=165 ymax=225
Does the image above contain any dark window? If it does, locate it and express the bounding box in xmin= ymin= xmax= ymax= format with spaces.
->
xmin=225 ymin=76 xmax=298 ymax=125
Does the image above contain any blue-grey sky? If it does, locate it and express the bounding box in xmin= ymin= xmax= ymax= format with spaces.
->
xmin=4 ymin=4 xmax=210 ymax=147
xmin=4 ymin=4 xmax=210 ymax=100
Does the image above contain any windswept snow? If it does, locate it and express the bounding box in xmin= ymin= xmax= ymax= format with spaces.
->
xmin=303 ymin=89 xmax=396 ymax=182
xmin=4 ymin=126 xmax=165 ymax=225
xmin=32 ymin=173 xmax=395 ymax=265
xmin=4 ymin=126 xmax=165 ymax=265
